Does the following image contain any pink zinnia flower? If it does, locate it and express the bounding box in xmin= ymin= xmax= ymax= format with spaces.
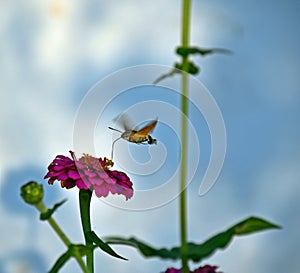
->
xmin=44 ymin=151 xmax=133 ymax=200
xmin=164 ymin=268 xmax=182 ymax=273
xmin=193 ymin=265 xmax=222 ymax=273
xmin=162 ymin=265 xmax=222 ymax=273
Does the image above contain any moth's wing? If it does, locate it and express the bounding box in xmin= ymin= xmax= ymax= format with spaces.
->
xmin=136 ymin=119 xmax=158 ymax=135
xmin=113 ymin=114 xmax=134 ymax=131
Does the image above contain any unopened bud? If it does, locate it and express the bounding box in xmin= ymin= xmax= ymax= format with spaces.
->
xmin=20 ymin=181 xmax=44 ymax=205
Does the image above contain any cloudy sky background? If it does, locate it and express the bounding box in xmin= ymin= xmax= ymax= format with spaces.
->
xmin=1 ymin=0 xmax=300 ymax=272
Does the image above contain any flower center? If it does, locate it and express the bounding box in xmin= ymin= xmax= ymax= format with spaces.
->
xmin=103 ymin=157 xmax=114 ymax=169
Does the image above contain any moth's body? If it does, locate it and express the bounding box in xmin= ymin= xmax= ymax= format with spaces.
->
xmin=121 ymin=130 xmax=157 ymax=144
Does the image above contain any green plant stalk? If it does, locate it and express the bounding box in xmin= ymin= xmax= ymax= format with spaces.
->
xmin=79 ymin=189 xmax=94 ymax=273
xmin=180 ymin=0 xmax=191 ymax=273
xmin=35 ymin=201 xmax=89 ymax=273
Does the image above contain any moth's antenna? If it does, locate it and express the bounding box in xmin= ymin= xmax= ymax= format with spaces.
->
xmin=111 ymin=137 xmax=121 ymax=160
xmin=108 ymin=127 xmax=123 ymax=133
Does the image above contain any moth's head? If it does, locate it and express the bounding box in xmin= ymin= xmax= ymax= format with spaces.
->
xmin=148 ymin=136 xmax=157 ymax=145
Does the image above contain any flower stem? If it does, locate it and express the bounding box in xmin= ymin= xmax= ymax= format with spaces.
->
xmin=35 ymin=202 xmax=71 ymax=246
xmin=79 ymin=189 xmax=94 ymax=273
xmin=34 ymin=201 xmax=89 ymax=273
xmin=180 ymin=0 xmax=191 ymax=272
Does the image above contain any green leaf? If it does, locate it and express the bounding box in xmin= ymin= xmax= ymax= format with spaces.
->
xmin=175 ymin=61 xmax=199 ymax=75
xmin=176 ymin=46 xmax=232 ymax=57
xmin=40 ymin=199 xmax=67 ymax=220
xmin=86 ymin=231 xmax=127 ymax=260
xmin=48 ymin=248 xmax=72 ymax=273
xmin=153 ymin=45 xmax=232 ymax=84
xmin=233 ymin=216 xmax=281 ymax=235
xmin=106 ymin=237 xmax=180 ymax=260
xmin=153 ymin=61 xmax=199 ymax=84
xmin=153 ymin=68 xmax=179 ymax=84
xmin=106 ymin=216 xmax=280 ymax=263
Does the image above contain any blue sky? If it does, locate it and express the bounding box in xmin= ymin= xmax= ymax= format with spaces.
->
xmin=1 ymin=1 xmax=300 ymax=273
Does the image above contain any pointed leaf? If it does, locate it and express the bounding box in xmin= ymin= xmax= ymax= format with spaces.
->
xmin=87 ymin=231 xmax=127 ymax=260
xmin=153 ymin=60 xmax=199 ymax=84
xmin=153 ymin=68 xmax=179 ymax=84
xmin=233 ymin=216 xmax=281 ymax=235
xmin=106 ymin=237 xmax=180 ymax=260
xmin=176 ymin=46 xmax=232 ymax=57
xmin=48 ymin=248 xmax=72 ymax=273
xmin=106 ymin=216 xmax=280 ymax=262
xmin=185 ymin=216 xmax=281 ymax=262
xmin=40 ymin=199 xmax=67 ymax=220
xmin=174 ymin=61 xmax=199 ymax=75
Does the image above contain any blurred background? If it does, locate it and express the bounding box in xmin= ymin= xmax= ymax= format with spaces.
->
xmin=1 ymin=0 xmax=299 ymax=272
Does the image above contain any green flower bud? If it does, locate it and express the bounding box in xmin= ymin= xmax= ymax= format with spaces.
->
xmin=20 ymin=181 xmax=44 ymax=205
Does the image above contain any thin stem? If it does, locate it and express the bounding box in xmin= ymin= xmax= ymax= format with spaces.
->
xmin=180 ymin=0 xmax=191 ymax=272
xmin=35 ymin=202 xmax=72 ymax=246
xmin=79 ymin=189 xmax=94 ymax=273
xmin=34 ymin=201 xmax=89 ymax=273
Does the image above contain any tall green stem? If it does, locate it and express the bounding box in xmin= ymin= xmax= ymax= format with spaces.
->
xmin=79 ymin=189 xmax=94 ymax=273
xmin=180 ymin=0 xmax=191 ymax=272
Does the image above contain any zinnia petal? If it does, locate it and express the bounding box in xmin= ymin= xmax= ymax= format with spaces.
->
xmin=94 ymin=184 xmax=110 ymax=198
xmin=76 ymin=179 xmax=89 ymax=190
xmin=68 ymin=169 xmax=81 ymax=179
